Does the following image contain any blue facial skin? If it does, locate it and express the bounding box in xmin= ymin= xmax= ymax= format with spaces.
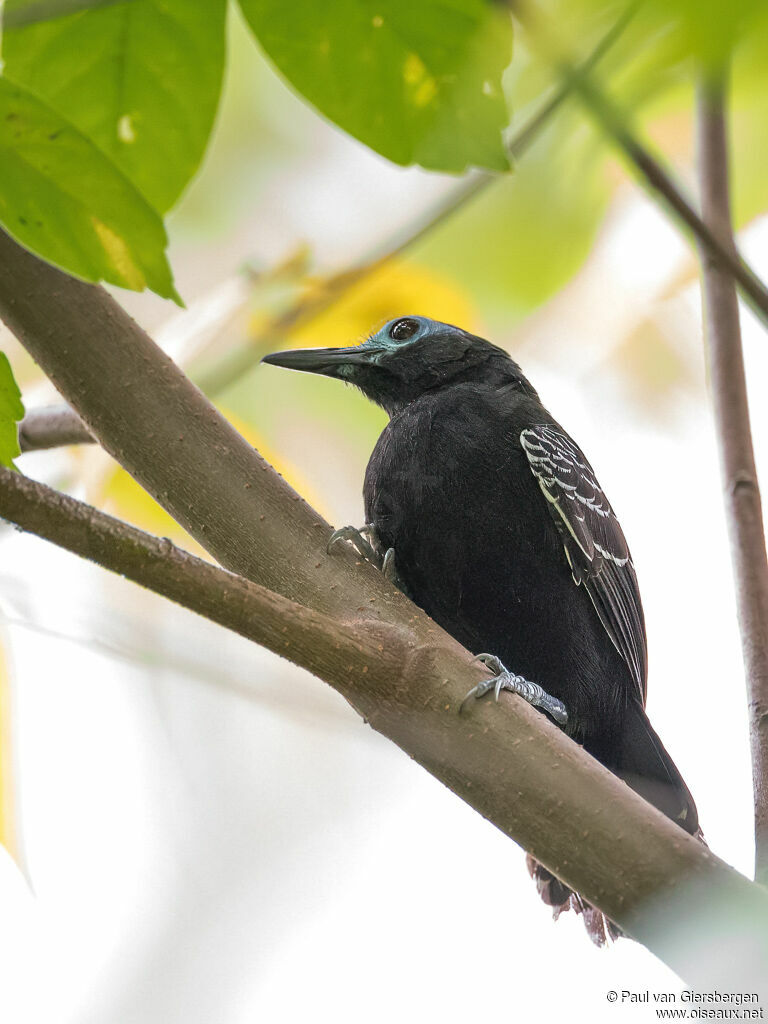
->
xmin=359 ymin=316 xmax=449 ymax=354
xmin=261 ymin=314 xmax=519 ymax=416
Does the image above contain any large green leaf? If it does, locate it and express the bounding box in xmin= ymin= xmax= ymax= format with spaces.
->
xmin=238 ymin=0 xmax=512 ymax=172
xmin=0 ymin=78 xmax=178 ymax=299
xmin=3 ymin=0 xmax=228 ymax=213
xmin=0 ymin=354 xmax=24 ymax=469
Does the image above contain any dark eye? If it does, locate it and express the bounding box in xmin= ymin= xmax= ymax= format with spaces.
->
xmin=389 ymin=318 xmax=419 ymax=342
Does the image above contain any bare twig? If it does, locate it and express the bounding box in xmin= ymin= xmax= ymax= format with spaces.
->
xmin=515 ymin=3 xmax=768 ymax=331
xmin=1 ymin=462 xmax=766 ymax=985
xmin=696 ymin=69 xmax=768 ymax=885
xmin=18 ymin=404 xmax=93 ymax=452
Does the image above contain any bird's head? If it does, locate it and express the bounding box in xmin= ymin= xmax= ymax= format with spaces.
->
xmin=261 ymin=315 xmax=534 ymax=415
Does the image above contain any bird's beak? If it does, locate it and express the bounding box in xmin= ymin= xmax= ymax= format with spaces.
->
xmin=261 ymin=345 xmax=381 ymax=376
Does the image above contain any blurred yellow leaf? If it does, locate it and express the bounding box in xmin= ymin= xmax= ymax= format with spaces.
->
xmin=613 ymin=317 xmax=692 ymax=406
xmin=281 ymin=260 xmax=481 ymax=349
xmin=0 ymin=633 xmax=21 ymax=869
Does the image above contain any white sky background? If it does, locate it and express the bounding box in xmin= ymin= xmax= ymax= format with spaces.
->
xmin=1 ymin=18 xmax=767 ymax=1024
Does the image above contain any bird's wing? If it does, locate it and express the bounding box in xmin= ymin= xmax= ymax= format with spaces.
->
xmin=520 ymin=424 xmax=647 ymax=703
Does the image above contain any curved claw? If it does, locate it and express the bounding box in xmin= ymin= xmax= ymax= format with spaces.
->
xmin=544 ymin=698 xmax=569 ymax=727
xmin=382 ymin=547 xmax=397 ymax=582
xmin=458 ymin=673 xmax=495 ymax=715
xmin=326 ymin=525 xmax=410 ymax=598
xmin=327 ymin=524 xmax=378 ymax=563
xmin=459 ymin=685 xmax=481 ymax=716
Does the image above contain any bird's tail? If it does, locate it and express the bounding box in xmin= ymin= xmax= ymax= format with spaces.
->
xmin=526 ymin=855 xmax=622 ymax=946
xmin=528 ymin=701 xmax=702 ymax=946
xmin=605 ymin=699 xmax=700 ymax=837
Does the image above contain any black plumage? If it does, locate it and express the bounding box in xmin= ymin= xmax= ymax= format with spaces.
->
xmin=262 ymin=315 xmax=700 ymax=944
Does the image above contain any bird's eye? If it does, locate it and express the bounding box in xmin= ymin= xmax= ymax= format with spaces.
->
xmin=389 ymin=318 xmax=419 ymax=342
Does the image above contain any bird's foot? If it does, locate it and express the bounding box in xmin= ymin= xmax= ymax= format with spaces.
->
xmin=328 ymin=523 xmax=404 ymax=590
xmin=460 ymin=654 xmax=568 ymax=726
xmin=327 ymin=523 xmax=382 ymax=565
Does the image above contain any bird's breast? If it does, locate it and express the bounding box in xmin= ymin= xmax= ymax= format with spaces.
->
xmin=364 ymin=399 xmax=565 ymax=648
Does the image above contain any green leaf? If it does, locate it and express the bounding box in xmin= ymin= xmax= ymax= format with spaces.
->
xmin=0 ymin=354 xmax=24 ymax=469
xmin=3 ymin=0 xmax=227 ymax=213
xmin=237 ymin=0 xmax=512 ymax=173
xmin=0 ymin=78 xmax=178 ymax=300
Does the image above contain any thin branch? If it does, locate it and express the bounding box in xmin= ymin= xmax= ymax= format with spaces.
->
xmin=696 ymin=69 xmax=768 ymax=886
xmin=18 ymin=404 xmax=93 ymax=452
xmin=0 ymin=465 xmax=389 ymax=684
xmin=515 ymin=3 xmax=768 ymax=331
xmin=1 ymin=462 xmax=766 ymax=985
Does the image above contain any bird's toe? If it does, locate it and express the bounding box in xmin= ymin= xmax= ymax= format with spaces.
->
xmin=327 ymin=523 xmax=381 ymax=565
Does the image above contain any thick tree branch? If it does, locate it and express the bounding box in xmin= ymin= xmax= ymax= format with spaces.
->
xmin=696 ymin=70 xmax=768 ymax=885
xmin=18 ymin=404 xmax=93 ymax=452
xmin=1 ymin=463 xmax=767 ymax=988
xmin=0 ymin=228 xmax=393 ymax=622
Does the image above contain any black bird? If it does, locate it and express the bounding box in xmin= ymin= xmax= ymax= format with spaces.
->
xmin=263 ymin=315 xmax=700 ymax=944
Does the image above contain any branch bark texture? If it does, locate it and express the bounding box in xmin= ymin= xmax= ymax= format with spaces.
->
xmin=1 ymin=463 xmax=767 ymax=990
xmin=696 ymin=72 xmax=768 ymax=885
xmin=0 ymin=228 xmax=395 ymax=623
